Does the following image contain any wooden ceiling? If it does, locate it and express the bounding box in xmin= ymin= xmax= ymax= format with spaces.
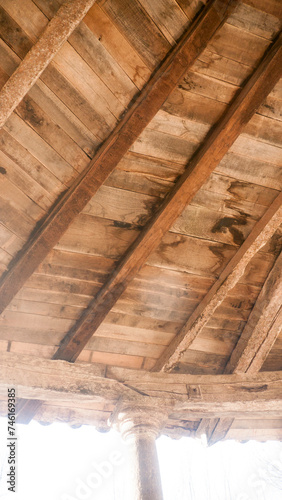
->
xmin=0 ymin=0 xmax=281 ymax=443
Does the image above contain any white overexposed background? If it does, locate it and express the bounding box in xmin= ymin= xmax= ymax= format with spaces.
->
xmin=0 ymin=416 xmax=282 ymax=499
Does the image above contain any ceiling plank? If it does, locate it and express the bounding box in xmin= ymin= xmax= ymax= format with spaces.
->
xmin=2 ymin=353 xmax=282 ymax=416
xmin=0 ymin=0 xmax=234 ymax=315
xmin=0 ymin=0 xmax=96 ymax=128
xmin=154 ymin=192 xmax=282 ymax=372
xmin=53 ymin=31 xmax=282 ymax=363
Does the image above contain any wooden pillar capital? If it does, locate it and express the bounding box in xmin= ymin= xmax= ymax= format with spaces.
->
xmin=109 ymin=404 xmax=165 ymax=499
xmin=111 ymin=404 xmax=166 ymax=441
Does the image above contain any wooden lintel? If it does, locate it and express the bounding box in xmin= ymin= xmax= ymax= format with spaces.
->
xmin=0 ymin=0 xmax=233 ymax=316
xmin=54 ymin=32 xmax=282 ymax=363
xmin=154 ymin=200 xmax=282 ymax=372
xmin=0 ymin=0 xmax=96 ymax=128
xmin=1 ymin=353 xmax=282 ymax=418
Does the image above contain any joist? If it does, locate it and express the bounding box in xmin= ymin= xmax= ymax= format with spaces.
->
xmin=54 ymin=33 xmax=282 ymax=362
xmin=1 ymin=353 xmax=282 ymax=418
xmin=0 ymin=0 xmax=96 ymax=128
xmin=154 ymin=192 xmax=282 ymax=372
xmin=0 ymin=0 xmax=234 ymax=315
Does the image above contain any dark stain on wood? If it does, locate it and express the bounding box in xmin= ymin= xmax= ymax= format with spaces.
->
xmin=17 ymin=98 xmax=44 ymax=127
xmin=263 ymin=102 xmax=275 ymax=114
xmin=227 ymin=180 xmax=249 ymax=200
xmin=267 ymin=230 xmax=282 ymax=255
xmin=0 ymin=166 xmax=7 ymax=175
xmin=208 ymin=243 xmax=232 ymax=274
xmin=113 ymin=220 xmax=133 ymax=229
xmin=77 ymin=386 xmax=93 ymax=395
xmin=0 ymin=6 xmax=33 ymax=58
xmin=241 ymin=384 xmax=268 ymax=392
xmin=211 ymin=214 xmax=247 ymax=245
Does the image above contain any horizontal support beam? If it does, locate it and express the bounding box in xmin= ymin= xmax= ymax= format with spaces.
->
xmin=1 ymin=353 xmax=282 ymax=418
xmin=0 ymin=0 xmax=96 ymax=128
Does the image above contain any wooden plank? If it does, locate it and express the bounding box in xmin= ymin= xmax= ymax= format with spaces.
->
xmin=68 ymin=23 xmax=137 ymax=107
xmin=225 ymin=251 xmax=282 ymax=374
xmin=0 ymin=0 xmax=48 ymax=41
xmin=0 ymin=128 xmax=64 ymax=197
xmin=15 ymin=96 xmax=91 ymax=172
xmin=153 ymin=192 xmax=282 ymax=372
xmin=0 ymin=6 xmax=33 ymax=58
xmin=33 ymin=0 xmax=140 ymax=101
xmin=0 ymin=0 xmax=234 ymax=314
xmin=98 ymin=0 xmax=171 ymax=69
xmin=0 ymin=0 xmax=96 ymax=127
xmin=4 ymin=114 xmax=76 ymax=184
xmin=54 ymin=33 xmax=282 ymax=362
xmin=83 ymin=3 xmax=151 ymax=89
xmin=137 ymin=0 xmax=189 ymax=44
xmin=52 ymin=43 xmax=124 ymax=120
xmin=208 ymin=23 xmax=270 ymax=67
xmin=243 ymin=0 xmax=282 ymax=19
xmin=228 ymin=3 xmax=281 ymax=40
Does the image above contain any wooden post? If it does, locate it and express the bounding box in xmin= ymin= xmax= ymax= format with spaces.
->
xmin=111 ymin=406 xmax=164 ymax=500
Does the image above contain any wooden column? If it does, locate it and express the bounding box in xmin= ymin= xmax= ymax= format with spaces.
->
xmin=111 ymin=406 xmax=164 ymax=500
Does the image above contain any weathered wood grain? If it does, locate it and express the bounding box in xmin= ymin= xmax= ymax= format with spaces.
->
xmin=196 ymin=247 xmax=282 ymax=445
xmin=0 ymin=0 xmax=234 ymax=315
xmin=225 ymin=251 xmax=282 ymax=374
xmin=83 ymin=3 xmax=151 ymax=89
xmin=97 ymin=0 xmax=171 ymax=69
xmin=153 ymin=192 xmax=282 ymax=371
xmin=1 ymin=352 xmax=282 ymax=416
xmin=0 ymin=0 xmax=96 ymax=127
xmin=53 ymin=33 xmax=282 ymax=362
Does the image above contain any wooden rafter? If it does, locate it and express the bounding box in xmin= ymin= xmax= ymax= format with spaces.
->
xmin=1 ymin=353 xmax=282 ymax=418
xmin=154 ymin=193 xmax=282 ymax=372
xmin=195 ymin=251 xmax=282 ymax=444
xmin=0 ymin=0 xmax=96 ymax=128
xmin=54 ymin=32 xmax=282 ymax=363
xmin=226 ymin=251 xmax=282 ymax=375
xmin=0 ymin=0 xmax=233 ymax=315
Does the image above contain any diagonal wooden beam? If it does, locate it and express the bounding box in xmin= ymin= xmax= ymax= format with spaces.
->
xmin=53 ymin=31 xmax=282 ymax=363
xmin=154 ymin=193 xmax=282 ymax=372
xmin=195 ymin=251 xmax=282 ymax=444
xmin=0 ymin=0 xmax=96 ymax=128
xmin=225 ymin=251 xmax=282 ymax=375
xmin=0 ymin=0 xmax=234 ymax=315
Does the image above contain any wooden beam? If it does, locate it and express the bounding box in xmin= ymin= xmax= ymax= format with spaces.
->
xmin=54 ymin=31 xmax=282 ymax=363
xmin=0 ymin=0 xmax=233 ymax=315
xmin=195 ymin=251 xmax=282 ymax=444
xmin=0 ymin=0 xmax=96 ymax=128
xmin=1 ymin=353 xmax=282 ymax=418
xmin=195 ymin=417 xmax=234 ymax=444
xmin=153 ymin=192 xmax=282 ymax=371
xmin=225 ymin=251 xmax=282 ymax=374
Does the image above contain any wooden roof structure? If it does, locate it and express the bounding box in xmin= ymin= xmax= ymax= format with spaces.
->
xmin=0 ymin=0 xmax=281 ymax=444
